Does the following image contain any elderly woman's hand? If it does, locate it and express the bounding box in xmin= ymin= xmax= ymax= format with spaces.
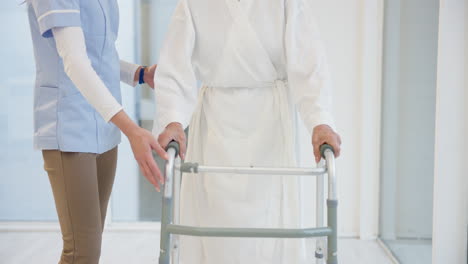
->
xmin=158 ymin=122 xmax=187 ymax=160
xmin=312 ymin=124 xmax=342 ymax=163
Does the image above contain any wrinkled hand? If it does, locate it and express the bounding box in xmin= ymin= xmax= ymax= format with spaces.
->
xmin=144 ymin=64 xmax=157 ymax=89
xmin=158 ymin=122 xmax=187 ymax=160
xmin=128 ymin=127 xmax=168 ymax=191
xmin=312 ymin=124 xmax=342 ymax=163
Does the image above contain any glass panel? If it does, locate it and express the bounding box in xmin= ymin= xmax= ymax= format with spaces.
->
xmin=379 ymin=0 xmax=438 ymax=263
xmin=0 ymin=2 xmax=58 ymax=221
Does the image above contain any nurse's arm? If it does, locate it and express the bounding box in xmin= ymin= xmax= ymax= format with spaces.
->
xmin=120 ymin=61 xmax=158 ymax=89
xmin=53 ymin=26 xmax=166 ymax=190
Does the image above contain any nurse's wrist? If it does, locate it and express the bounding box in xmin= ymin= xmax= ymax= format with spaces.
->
xmin=111 ymin=110 xmax=139 ymax=137
xmin=134 ymin=66 xmax=143 ymax=84
xmin=123 ymin=122 xmax=143 ymax=139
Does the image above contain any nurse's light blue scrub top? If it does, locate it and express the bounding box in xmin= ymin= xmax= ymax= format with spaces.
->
xmin=28 ymin=0 xmax=122 ymax=154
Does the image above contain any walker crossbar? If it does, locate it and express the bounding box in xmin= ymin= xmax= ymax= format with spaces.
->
xmin=179 ymin=163 xmax=327 ymax=175
xmin=166 ymin=224 xmax=333 ymax=238
xmin=158 ymin=141 xmax=338 ymax=264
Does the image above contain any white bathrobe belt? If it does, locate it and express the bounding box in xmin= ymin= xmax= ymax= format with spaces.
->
xmin=202 ymin=79 xmax=288 ymax=89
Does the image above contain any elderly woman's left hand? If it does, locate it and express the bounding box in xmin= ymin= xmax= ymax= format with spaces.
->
xmin=312 ymin=124 xmax=342 ymax=163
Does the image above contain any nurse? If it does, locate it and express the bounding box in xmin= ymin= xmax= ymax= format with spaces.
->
xmin=154 ymin=0 xmax=341 ymax=263
xmin=27 ymin=1 xmax=165 ymax=263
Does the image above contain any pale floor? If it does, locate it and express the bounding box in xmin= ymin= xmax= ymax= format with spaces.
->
xmin=0 ymin=231 xmax=396 ymax=264
xmin=385 ymin=239 xmax=431 ymax=264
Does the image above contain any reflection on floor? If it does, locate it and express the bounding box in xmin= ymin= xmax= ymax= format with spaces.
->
xmin=385 ymin=239 xmax=431 ymax=264
xmin=0 ymin=229 xmax=396 ymax=264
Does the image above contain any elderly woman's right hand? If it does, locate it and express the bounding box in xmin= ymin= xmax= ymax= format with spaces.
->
xmin=158 ymin=122 xmax=187 ymax=160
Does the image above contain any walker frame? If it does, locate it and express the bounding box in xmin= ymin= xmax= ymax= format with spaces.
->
xmin=158 ymin=142 xmax=338 ymax=264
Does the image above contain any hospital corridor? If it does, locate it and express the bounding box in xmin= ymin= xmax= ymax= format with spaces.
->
xmin=0 ymin=0 xmax=466 ymax=264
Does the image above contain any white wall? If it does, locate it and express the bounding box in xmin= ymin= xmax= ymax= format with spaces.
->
xmin=379 ymin=0 xmax=439 ymax=241
xmin=432 ymin=0 xmax=467 ymax=262
xmin=299 ymin=0 xmax=384 ymax=238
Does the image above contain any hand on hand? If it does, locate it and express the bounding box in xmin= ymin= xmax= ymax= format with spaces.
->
xmin=128 ymin=127 xmax=168 ymax=191
xmin=144 ymin=64 xmax=157 ymax=89
xmin=157 ymin=122 xmax=187 ymax=160
xmin=312 ymin=124 xmax=341 ymax=163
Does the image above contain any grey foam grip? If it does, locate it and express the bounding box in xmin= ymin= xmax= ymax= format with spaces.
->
xmin=166 ymin=140 xmax=180 ymax=156
xmin=320 ymin=144 xmax=335 ymax=158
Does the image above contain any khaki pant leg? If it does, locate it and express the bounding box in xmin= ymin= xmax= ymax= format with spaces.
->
xmin=96 ymin=147 xmax=118 ymax=230
xmin=43 ymin=150 xmax=102 ymax=264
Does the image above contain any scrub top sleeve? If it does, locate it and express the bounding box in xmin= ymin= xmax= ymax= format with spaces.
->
xmin=152 ymin=0 xmax=198 ymax=137
xmin=53 ymin=27 xmax=123 ymax=123
xmin=30 ymin=0 xmax=81 ymax=38
xmin=285 ymin=0 xmax=336 ymax=134
xmin=120 ymin=60 xmax=140 ymax=87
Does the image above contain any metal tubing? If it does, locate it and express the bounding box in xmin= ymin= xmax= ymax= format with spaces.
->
xmin=163 ymin=148 xmax=176 ymax=199
xmin=159 ymin=197 xmax=173 ymax=264
xmin=171 ymin=157 xmax=182 ymax=264
xmin=179 ymin=165 xmax=326 ymax=175
xmin=166 ymin=225 xmax=333 ymax=238
xmin=324 ymin=148 xmax=337 ymax=263
xmin=327 ymin=199 xmax=338 ymax=264
xmin=316 ymin=171 xmax=326 ymax=263
xmin=159 ymin=148 xmax=177 ymax=264
xmin=324 ymin=149 xmax=337 ymax=200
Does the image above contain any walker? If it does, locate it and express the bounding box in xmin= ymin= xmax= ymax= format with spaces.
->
xmin=158 ymin=142 xmax=338 ymax=264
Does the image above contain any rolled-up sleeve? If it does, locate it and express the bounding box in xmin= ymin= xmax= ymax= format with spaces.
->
xmin=285 ymin=0 xmax=335 ymax=134
xmin=30 ymin=0 xmax=81 ymax=38
xmin=152 ymin=0 xmax=198 ymax=137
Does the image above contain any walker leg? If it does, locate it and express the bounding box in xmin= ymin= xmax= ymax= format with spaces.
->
xmin=315 ymin=172 xmax=325 ymax=264
xmin=159 ymin=148 xmax=177 ymax=264
xmin=159 ymin=196 xmax=172 ymax=264
xmin=327 ymin=199 xmax=338 ymax=264
xmin=171 ymin=159 xmax=182 ymax=264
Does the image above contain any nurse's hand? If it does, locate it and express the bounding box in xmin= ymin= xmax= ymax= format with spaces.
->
xmin=111 ymin=110 xmax=167 ymax=191
xmin=312 ymin=124 xmax=342 ymax=163
xmin=128 ymin=127 xmax=168 ymax=191
xmin=158 ymin=122 xmax=187 ymax=160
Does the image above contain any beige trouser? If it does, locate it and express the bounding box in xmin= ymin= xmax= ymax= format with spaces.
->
xmin=42 ymin=147 xmax=118 ymax=264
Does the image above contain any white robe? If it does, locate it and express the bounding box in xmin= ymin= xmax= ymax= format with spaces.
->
xmin=153 ymin=0 xmax=334 ymax=263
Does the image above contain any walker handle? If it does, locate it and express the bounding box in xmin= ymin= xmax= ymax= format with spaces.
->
xmin=320 ymin=144 xmax=335 ymax=159
xmin=166 ymin=140 xmax=180 ymax=156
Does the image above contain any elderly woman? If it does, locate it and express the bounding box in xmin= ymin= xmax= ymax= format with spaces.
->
xmin=27 ymin=0 xmax=165 ymax=263
xmin=154 ymin=0 xmax=342 ymax=263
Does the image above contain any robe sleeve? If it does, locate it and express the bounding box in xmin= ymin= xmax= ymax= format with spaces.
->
xmin=152 ymin=0 xmax=198 ymax=137
xmin=285 ymin=0 xmax=336 ymax=134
